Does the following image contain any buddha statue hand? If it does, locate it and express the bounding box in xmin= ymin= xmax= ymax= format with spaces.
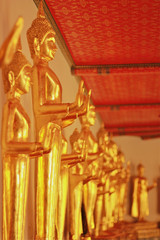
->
xmin=153 ymin=179 xmax=157 ymax=188
xmin=74 ymin=81 xmax=91 ymax=114
xmin=29 ymin=142 xmax=49 ymax=157
xmin=0 ymin=17 xmax=24 ymax=66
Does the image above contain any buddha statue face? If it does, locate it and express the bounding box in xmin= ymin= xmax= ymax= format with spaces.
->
xmin=108 ymin=142 xmax=118 ymax=159
xmin=137 ymin=164 xmax=144 ymax=177
xmin=88 ymin=107 xmax=96 ymax=126
xmin=117 ymin=151 xmax=125 ymax=168
xmin=97 ymin=126 xmax=110 ymax=151
xmin=37 ymin=32 xmax=57 ymax=61
xmin=15 ymin=65 xmax=31 ymax=94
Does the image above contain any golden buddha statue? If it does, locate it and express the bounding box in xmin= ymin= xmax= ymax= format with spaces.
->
xmin=69 ymin=104 xmax=101 ymax=238
xmin=107 ymin=141 xmax=119 ymax=226
xmin=69 ymin=128 xmax=85 ymax=240
xmin=57 ymin=135 xmax=69 ymax=240
xmin=79 ymin=105 xmax=101 ymax=236
xmin=94 ymin=169 xmax=106 ymax=236
xmin=131 ymin=164 xmax=157 ymax=221
xmin=1 ymin=39 xmax=50 ymax=240
xmin=57 ymin=134 xmax=85 ymax=240
xmin=117 ymin=151 xmax=130 ymax=222
xmin=97 ymin=126 xmax=116 ymax=230
xmin=27 ymin=2 xmax=89 ymax=239
xmin=0 ymin=17 xmax=23 ymax=66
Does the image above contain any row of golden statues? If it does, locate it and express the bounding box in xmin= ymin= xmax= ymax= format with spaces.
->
xmin=0 ymin=2 xmax=157 ymax=240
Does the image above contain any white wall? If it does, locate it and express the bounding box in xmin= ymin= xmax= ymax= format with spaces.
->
xmin=0 ymin=0 xmax=160 ymax=239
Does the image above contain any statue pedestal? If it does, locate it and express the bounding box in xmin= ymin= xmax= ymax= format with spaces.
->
xmin=134 ymin=222 xmax=160 ymax=239
xmin=91 ymin=221 xmax=160 ymax=240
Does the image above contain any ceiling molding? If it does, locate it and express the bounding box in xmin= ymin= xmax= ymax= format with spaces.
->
xmin=105 ymin=125 xmax=160 ymax=130
xmin=141 ymin=134 xmax=160 ymax=140
xmin=95 ymin=103 xmax=160 ymax=110
xmin=72 ymin=63 xmax=160 ymax=76
xmin=112 ymin=130 xmax=160 ymax=137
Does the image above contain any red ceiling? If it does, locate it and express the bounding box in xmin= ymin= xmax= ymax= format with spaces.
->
xmin=98 ymin=105 xmax=160 ymax=128
xmin=81 ymin=72 xmax=160 ymax=105
xmin=45 ymin=0 xmax=160 ymax=65
xmin=40 ymin=0 xmax=160 ymax=138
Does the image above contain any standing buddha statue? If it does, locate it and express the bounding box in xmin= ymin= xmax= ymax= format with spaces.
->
xmin=57 ymin=134 xmax=85 ymax=240
xmin=69 ymin=128 xmax=85 ymax=240
xmin=27 ymin=2 xmax=89 ymax=240
xmin=131 ymin=164 xmax=157 ymax=221
xmin=1 ymin=38 xmax=50 ymax=240
xmin=117 ymin=151 xmax=130 ymax=222
xmin=97 ymin=126 xmax=113 ymax=231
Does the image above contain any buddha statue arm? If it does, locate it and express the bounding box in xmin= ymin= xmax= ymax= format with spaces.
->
xmin=3 ymin=141 xmax=50 ymax=156
xmin=33 ymin=78 xmax=90 ymax=118
xmin=147 ymin=180 xmax=157 ymax=191
xmin=97 ymin=190 xmax=110 ymax=195
xmin=61 ymin=153 xmax=84 ymax=165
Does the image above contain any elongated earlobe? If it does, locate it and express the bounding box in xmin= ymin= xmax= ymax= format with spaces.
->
xmin=34 ymin=37 xmax=40 ymax=56
xmin=8 ymin=71 xmax=15 ymax=89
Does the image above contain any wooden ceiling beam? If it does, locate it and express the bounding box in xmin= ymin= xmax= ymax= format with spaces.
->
xmin=72 ymin=63 xmax=160 ymax=76
xmin=95 ymin=103 xmax=160 ymax=110
xmin=105 ymin=125 xmax=160 ymax=131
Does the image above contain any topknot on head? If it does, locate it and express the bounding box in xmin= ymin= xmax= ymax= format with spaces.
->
xmin=16 ymin=38 xmax=22 ymax=52
xmin=37 ymin=0 xmax=45 ymax=18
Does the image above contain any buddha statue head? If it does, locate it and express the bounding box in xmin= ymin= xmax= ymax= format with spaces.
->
xmin=27 ymin=1 xmax=57 ymax=62
xmin=2 ymin=39 xmax=31 ymax=97
xmin=97 ymin=124 xmax=110 ymax=151
xmin=137 ymin=163 xmax=144 ymax=177
xmin=70 ymin=128 xmax=81 ymax=153
xmin=107 ymin=140 xmax=118 ymax=163
xmin=117 ymin=150 xmax=125 ymax=168
xmin=79 ymin=104 xmax=96 ymax=127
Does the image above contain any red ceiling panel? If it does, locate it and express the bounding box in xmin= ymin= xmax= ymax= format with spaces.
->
xmin=112 ymin=131 xmax=160 ymax=137
xmin=82 ymin=73 xmax=160 ymax=105
xmin=106 ymin=126 xmax=160 ymax=133
xmin=45 ymin=0 xmax=160 ymax=65
xmin=98 ymin=105 xmax=160 ymax=128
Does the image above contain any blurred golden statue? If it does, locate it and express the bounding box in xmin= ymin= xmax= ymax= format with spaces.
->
xmin=108 ymin=141 xmax=121 ymax=227
xmin=69 ymin=128 xmax=84 ymax=240
xmin=57 ymin=134 xmax=84 ymax=240
xmin=97 ymin=126 xmax=119 ymax=230
xmin=79 ymin=105 xmax=101 ymax=236
xmin=0 ymin=17 xmax=23 ymax=66
xmin=94 ymin=169 xmax=106 ymax=236
xmin=131 ymin=164 xmax=157 ymax=221
xmin=1 ymin=38 xmax=50 ymax=240
xmin=69 ymin=105 xmax=101 ymax=239
xmin=117 ymin=151 xmax=130 ymax=222
xmin=27 ymin=2 xmax=89 ymax=239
